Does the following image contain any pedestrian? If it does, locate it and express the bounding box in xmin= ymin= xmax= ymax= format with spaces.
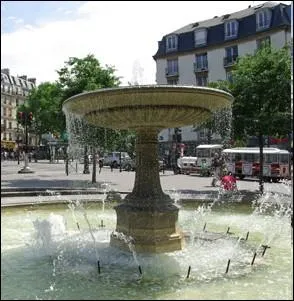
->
xmin=99 ymin=159 xmax=103 ymax=174
xmin=211 ymin=152 xmax=221 ymax=186
xmin=221 ymin=171 xmax=237 ymax=191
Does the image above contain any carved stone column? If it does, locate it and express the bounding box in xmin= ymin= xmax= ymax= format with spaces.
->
xmin=110 ymin=128 xmax=184 ymax=253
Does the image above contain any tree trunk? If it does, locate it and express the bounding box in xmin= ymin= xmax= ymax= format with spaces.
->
xmin=92 ymin=148 xmax=97 ymax=183
xmin=258 ymin=133 xmax=264 ymax=194
xmin=83 ymin=145 xmax=90 ymax=174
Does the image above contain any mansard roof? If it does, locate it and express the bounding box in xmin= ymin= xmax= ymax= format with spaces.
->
xmin=1 ymin=72 xmax=36 ymax=90
xmin=153 ymin=1 xmax=291 ymax=60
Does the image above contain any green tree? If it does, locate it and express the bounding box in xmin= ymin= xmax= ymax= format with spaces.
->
xmin=17 ymin=82 xmax=64 ymax=145
xmin=193 ymin=80 xmax=233 ymax=147
xmin=231 ymin=45 xmax=291 ymax=193
xmin=56 ymin=54 xmax=124 ymax=180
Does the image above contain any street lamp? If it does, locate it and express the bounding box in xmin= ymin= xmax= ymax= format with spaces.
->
xmin=17 ymin=111 xmax=35 ymax=174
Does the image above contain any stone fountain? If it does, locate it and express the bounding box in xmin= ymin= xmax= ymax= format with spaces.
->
xmin=62 ymin=85 xmax=233 ymax=253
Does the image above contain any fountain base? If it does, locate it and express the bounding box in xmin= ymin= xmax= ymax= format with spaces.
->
xmin=110 ymin=203 xmax=184 ymax=253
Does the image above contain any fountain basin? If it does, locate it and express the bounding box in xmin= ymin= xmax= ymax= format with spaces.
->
xmin=62 ymin=85 xmax=233 ymax=129
xmin=1 ymin=200 xmax=292 ymax=300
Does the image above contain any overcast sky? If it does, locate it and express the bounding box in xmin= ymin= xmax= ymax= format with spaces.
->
xmin=1 ymin=1 xmax=292 ymax=86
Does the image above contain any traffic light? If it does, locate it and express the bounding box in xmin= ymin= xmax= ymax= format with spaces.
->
xmin=17 ymin=111 xmax=23 ymax=122
xmin=28 ymin=112 xmax=33 ymax=121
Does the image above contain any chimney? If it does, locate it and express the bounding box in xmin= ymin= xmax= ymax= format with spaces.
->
xmin=1 ymin=68 xmax=10 ymax=75
xmin=19 ymin=75 xmax=27 ymax=80
xmin=28 ymin=78 xmax=36 ymax=84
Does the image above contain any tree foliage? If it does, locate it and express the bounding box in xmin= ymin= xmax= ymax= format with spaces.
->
xmin=193 ymin=80 xmax=233 ymax=146
xmin=57 ymin=54 xmax=125 ymax=152
xmin=231 ymin=45 xmax=291 ymax=140
xmin=17 ymin=82 xmax=64 ymax=142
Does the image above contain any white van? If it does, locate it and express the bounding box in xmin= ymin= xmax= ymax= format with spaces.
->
xmin=195 ymin=144 xmax=223 ymax=175
xmin=176 ymin=156 xmax=198 ymax=175
xmin=103 ymin=151 xmax=131 ymax=168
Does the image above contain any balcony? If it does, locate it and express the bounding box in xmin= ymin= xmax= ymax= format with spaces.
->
xmin=223 ymin=55 xmax=238 ymax=67
xmin=165 ymin=68 xmax=179 ymax=77
xmin=193 ymin=62 xmax=208 ymax=73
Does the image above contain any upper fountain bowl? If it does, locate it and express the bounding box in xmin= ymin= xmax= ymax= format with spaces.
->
xmin=62 ymin=85 xmax=233 ymax=130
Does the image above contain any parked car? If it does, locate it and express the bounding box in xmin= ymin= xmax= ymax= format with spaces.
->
xmin=121 ymin=157 xmax=166 ymax=172
xmin=103 ymin=151 xmax=131 ymax=168
xmin=121 ymin=157 xmax=136 ymax=171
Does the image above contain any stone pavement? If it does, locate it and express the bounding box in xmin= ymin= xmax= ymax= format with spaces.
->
xmin=1 ymin=160 xmax=291 ymax=207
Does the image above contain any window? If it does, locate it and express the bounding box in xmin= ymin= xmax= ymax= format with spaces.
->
xmin=167 ymin=79 xmax=178 ymax=85
xmin=196 ymin=74 xmax=208 ymax=86
xmin=224 ymin=45 xmax=238 ymax=66
xmin=256 ymin=9 xmax=271 ymax=30
xmin=256 ymin=36 xmax=271 ymax=49
xmin=225 ymin=45 xmax=238 ymax=58
xmin=195 ymin=53 xmax=208 ymax=70
xmin=226 ymin=71 xmax=233 ymax=83
xmin=166 ymin=59 xmax=178 ymax=76
xmin=265 ymin=154 xmax=278 ymax=163
xmin=166 ymin=35 xmax=178 ymax=52
xmin=199 ymin=130 xmax=207 ymax=139
xmin=194 ymin=29 xmax=207 ymax=46
xmin=280 ymin=154 xmax=289 ymax=164
xmin=9 ymin=122 xmax=12 ymax=129
xmin=225 ymin=20 xmax=238 ymax=39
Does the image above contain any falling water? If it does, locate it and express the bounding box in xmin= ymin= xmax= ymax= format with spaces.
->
xmin=82 ymin=210 xmax=100 ymax=263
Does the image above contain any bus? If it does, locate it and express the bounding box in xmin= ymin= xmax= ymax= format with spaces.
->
xmin=222 ymin=147 xmax=291 ymax=182
xmin=195 ymin=144 xmax=223 ymax=175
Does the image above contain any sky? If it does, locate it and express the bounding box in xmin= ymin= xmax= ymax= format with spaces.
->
xmin=1 ymin=1 xmax=292 ymax=86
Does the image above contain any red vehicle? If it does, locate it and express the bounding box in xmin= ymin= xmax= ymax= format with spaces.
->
xmin=222 ymin=147 xmax=291 ymax=182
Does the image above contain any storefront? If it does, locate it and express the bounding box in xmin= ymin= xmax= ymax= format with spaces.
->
xmin=1 ymin=140 xmax=16 ymax=150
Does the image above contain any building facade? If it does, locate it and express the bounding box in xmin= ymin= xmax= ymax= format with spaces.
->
xmin=1 ymin=68 xmax=36 ymax=151
xmin=153 ymin=1 xmax=291 ymax=157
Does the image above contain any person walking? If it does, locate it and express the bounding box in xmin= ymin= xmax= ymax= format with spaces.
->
xmin=98 ymin=159 xmax=103 ymax=174
xmin=221 ymin=171 xmax=237 ymax=191
xmin=211 ymin=152 xmax=221 ymax=186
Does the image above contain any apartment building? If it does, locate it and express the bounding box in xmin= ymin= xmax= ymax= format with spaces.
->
xmin=1 ymin=68 xmax=36 ymax=150
xmin=153 ymin=1 xmax=291 ymax=157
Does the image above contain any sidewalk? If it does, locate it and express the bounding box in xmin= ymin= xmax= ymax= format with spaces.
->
xmin=1 ymin=160 xmax=291 ymax=207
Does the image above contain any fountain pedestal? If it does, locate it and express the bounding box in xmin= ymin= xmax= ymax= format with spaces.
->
xmin=110 ymin=129 xmax=183 ymax=253
xmin=110 ymin=203 xmax=183 ymax=253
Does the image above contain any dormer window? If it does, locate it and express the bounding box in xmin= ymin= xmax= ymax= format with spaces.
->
xmin=225 ymin=20 xmax=238 ymax=39
xmin=256 ymin=9 xmax=272 ymax=30
xmin=166 ymin=35 xmax=178 ymax=52
xmin=194 ymin=29 xmax=207 ymax=46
